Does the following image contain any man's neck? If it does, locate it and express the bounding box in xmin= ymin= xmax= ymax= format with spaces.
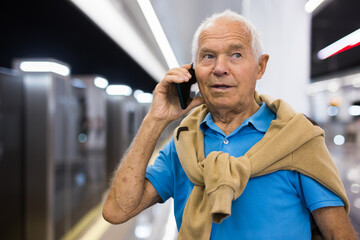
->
xmin=210 ymin=101 xmax=260 ymax=135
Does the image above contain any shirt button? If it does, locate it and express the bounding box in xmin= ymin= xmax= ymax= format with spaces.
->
xmin=223 ymin=139 xmax=229 ymax=144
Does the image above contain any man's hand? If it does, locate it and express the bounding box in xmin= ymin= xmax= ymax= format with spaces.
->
xmin=148 ymin=64 xmax=204 ymax=125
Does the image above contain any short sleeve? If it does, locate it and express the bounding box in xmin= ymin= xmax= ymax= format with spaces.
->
xmin=294 ymin=172 xmax=345 ymax=212
xmin=146 ymin=138 xmax=176 ymax=203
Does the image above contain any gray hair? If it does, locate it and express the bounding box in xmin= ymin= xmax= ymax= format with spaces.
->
xmin=191 ymin=9 xmax=264 ymax=64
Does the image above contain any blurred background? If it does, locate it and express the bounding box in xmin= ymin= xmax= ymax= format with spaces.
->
xmin=0 ymin=0 xmax=360 ymax=239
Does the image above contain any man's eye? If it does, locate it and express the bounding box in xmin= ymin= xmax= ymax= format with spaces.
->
xmin=232 ymin=53 xmax=242 ymax=58
xmin=203 ymin=54 xmax=214 ymax=59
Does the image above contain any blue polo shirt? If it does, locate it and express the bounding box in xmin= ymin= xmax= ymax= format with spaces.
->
xmin=146 ymin=103 xmax=344 ymax=239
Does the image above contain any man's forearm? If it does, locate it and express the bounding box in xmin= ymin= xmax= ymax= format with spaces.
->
xmin=313 ymin=206 xmax=357 ymax=240
xmin=106 ymin=114 xmax=169 ymax=214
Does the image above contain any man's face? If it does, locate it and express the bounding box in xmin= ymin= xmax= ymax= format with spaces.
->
xmin=195 ymin=19 xmax=267 ymax=112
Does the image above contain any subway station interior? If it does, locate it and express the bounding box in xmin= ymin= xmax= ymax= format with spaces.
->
xmin=1 ymin=0 xmax=360 ymax=239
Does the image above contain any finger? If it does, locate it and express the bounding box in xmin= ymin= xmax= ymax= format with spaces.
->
xmin=162 ymin=74 xmax=190 ymax=85
xmin=167 ymin=67 xmax=192 ymax=78
xmin=168 ymin=64 xmax=193 ymax=77
xmin=180 ymin=64 xmax=194 ymax=78
xmin=164 ymin=69 xmax=191 ymax=84
xmin=180 ymin=63 xmax=192 ymax=70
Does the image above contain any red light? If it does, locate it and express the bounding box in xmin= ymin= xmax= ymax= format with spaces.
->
xmin=325 ymin=41 xmax=360 ymax=59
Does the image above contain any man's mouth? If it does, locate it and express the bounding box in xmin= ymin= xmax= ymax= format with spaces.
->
xmin=211 ymin=84 xmax=232 ymax=89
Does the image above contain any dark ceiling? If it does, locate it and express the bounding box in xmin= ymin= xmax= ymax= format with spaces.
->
xmin=1 ymin=0 xmax=359 ymax=89
xmin=311 ymin=0 xmax=360 ymax=79
xmin=0 ymin=1 xmax=157 ymax=92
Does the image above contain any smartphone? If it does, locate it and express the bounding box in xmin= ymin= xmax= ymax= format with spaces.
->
xmin=176 ymin=64 xmax=197 ymax=109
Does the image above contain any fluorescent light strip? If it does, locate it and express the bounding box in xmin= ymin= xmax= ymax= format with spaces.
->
xmin=94 ymin=77 xmax=109 ymax=89
xmin=348 ymin=105 xmax=360 ymax=116
xmin=304 ymin=0 xmax=325 ymax=13
xmin=137 ymin=0 xmax=179 ymax=69
xmin=19 ymin=61 xmax=70 ymax=76
xmin=70 ymin=0 xmax=166 ymax=82
xmin=135 ymin=92 xmax=153 ymax=103
xmin=106 ymin=85 xmax=132 ymax=96
xmin=317 ymin=28 xmax=360 ymax=60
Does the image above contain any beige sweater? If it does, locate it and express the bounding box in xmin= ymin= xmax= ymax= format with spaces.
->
xmin=174 ymin=92 xmax=349 ymax=240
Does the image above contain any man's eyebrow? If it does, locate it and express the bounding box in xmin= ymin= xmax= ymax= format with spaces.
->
xmin=198 ymin=44 xmax=246 ymax=56
xmin=228 ymin=44 xmax=245 ymax=51
xmin=198 ymin=47 xmax=214 ymax=54
xmin=199 ymin=44 xmax=245 ymax=53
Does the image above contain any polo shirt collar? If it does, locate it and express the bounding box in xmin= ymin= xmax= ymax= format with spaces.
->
xmin=247 ymin=102 xmax=275 ymax=133
xmin=200 ymin=103 xmax=275 ymax=136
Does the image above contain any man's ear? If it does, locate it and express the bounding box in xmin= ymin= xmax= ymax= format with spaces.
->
xmin=256 ymin=54 xmax=269 ymax=80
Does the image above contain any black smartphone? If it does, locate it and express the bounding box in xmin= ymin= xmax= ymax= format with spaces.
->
xmin=176 ymin=64 xmax=197 ymax=109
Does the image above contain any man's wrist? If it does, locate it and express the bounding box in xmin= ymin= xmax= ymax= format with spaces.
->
xmin=143 ymin=114 xmax=171 ymax=134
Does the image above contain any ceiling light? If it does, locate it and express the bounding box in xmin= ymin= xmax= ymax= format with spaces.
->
xmin=137 ymin=0 xmax=179 ymax=69
xmin=70 ymin=0 xmax=166 ymax=82
xmin=19 ymin=60 xmax=70 ymax=76
xmin=347 ymin=168 xmax=360 ymax=181
xmin=135 ymin=91 xmax=153 ymax=103
xmin=94 ymin=77 xmax=109 ymax=89
xmin=317 ymin=28 xmax=360 ymax=60
xmin=134 ymin=89 xmax=144 ymax=98
xmin=333 ymin=135 xmax=345 ymax=146
xmin=348 ymin=105 xmax=360 ymax=116
xmin=106 ymin=85 xmax=132 ymax=96
xmin=304 ymin=0 xmax=326 ymax=13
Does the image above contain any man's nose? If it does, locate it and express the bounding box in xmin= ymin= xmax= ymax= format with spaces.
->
xmin=213 ymin=55 xmax=229 ymax=76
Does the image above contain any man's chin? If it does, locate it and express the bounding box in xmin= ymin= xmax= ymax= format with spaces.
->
xmin=207 ymin=99 xmax=236 ymax=110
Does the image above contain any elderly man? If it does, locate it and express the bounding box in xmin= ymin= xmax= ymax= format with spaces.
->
xmin=103 ymin=10 xmax=356 ymax=239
